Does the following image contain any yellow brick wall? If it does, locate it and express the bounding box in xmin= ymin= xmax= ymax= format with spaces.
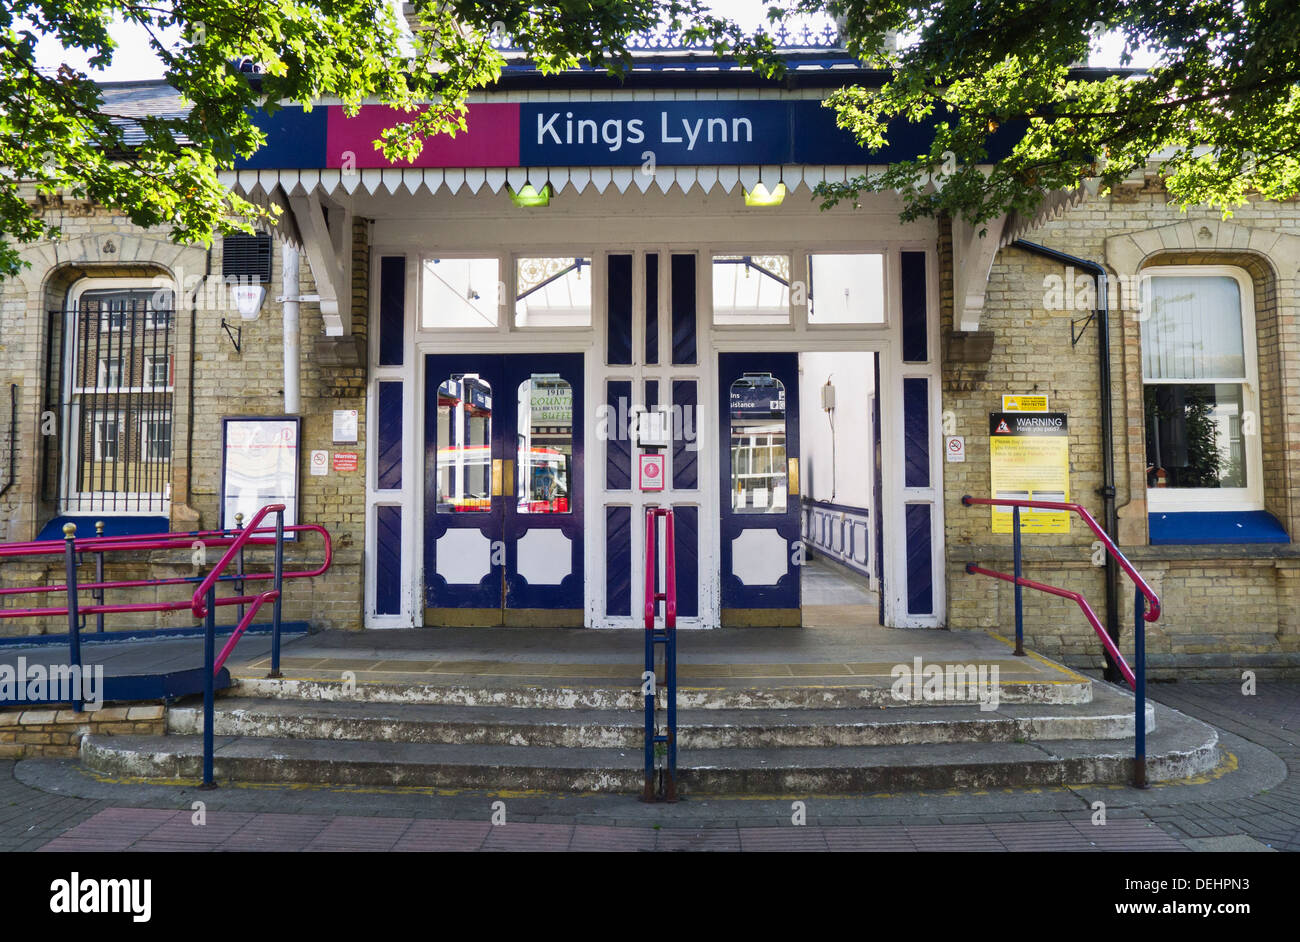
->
xmin=0 ymin=200 xmax=368 ymax=634
xmin=943 ymin=182 xmax=1300 ymax=676
xmin=0 ymin=704 xmax=164 ymax=758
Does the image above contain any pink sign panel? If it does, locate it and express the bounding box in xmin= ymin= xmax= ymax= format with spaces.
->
xmin=325 ymin=103 xmax=521 ymax=168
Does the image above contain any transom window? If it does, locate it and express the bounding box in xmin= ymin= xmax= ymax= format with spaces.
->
xmin=421 ymin=257 xmax=500 ymax=329
xmin=515 ymin=256 xmax=592 ymax=327
xmin=808 ymin=253 xmax=885 ymax=324
xmin=712 ymin=254 xmax=791 ymax=325
xmin=1141 ymin=266 xmax=1261 ymax=510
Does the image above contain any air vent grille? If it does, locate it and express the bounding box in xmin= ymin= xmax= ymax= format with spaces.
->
xmin=222 ymin=232 xmax=272 ymax=283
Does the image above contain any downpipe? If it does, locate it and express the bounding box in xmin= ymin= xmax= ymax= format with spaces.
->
xmin=1010 ymin=240 xmax=1123 ymax=684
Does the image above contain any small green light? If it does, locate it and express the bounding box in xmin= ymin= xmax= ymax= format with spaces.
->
xmin=743 ymin=182 xmax=787 ymax=207
xmin=508 ymin=183 xmax=552 ymax=207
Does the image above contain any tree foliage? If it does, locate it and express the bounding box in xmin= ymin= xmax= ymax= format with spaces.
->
xmin=0 ymin=0 xmax=773 ymax=276
xmin=3 ymin=0 xmax=1297 ymax=277
xmin=792 ymin=0 xmax=1300 ymax=228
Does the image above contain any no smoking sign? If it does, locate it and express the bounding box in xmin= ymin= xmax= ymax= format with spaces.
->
xmin=945 ymin=436 xmax=966 ymax=463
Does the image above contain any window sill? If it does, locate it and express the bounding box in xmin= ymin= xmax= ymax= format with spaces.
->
xmin=1148 ymin=510 xmax=1288 ymax=545
xmin=37 ymin=515 xmax=170 ymax=541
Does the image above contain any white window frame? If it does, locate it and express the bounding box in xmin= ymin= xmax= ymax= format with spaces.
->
xmin=1141 ymin=265 xmax=1262 ymax=512
xmin=512 ymin=253 xmax=597 ymax=330
xmin=418 ymin=254 xmax=504 ymax=332
xmin=140 ymin=414 xmax=172 ymax=462
xmin=145 ymin=354 xmax=172 ymax=390
xmin=93 ymin=413 xmax=122 ymax=461
xmin=806 ymin=251 xmax=889 ymax=327
xmin=96 ymin=356 xmax=125 ymax=389
xmin=709 ymin=251 xmax=794 ymax=327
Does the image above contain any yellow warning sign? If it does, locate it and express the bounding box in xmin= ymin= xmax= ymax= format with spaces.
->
xmin=1002 ymin=395 xmax=1049 ymax=412
xmin=988 ymin=412 xmax=1070 ymax=533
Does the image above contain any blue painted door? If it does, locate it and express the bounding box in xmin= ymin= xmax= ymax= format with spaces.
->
xmin=718 ymin=353 xmax=802 ymax=624
xmin=424 ymin=353 xmax=584 ymax=625
xmin=502 ymin=354 xmax=585 ymax=619
xmin=425 ymin=354 xmax=506 ymax=623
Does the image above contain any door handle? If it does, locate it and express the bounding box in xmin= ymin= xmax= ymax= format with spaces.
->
xmin=503 ymin=458 xmax=515 ymax=497
xmin=787 ymin=457 xmax=799 ymax=496
xmin=491 ymin=458 xmax=503 ymax=497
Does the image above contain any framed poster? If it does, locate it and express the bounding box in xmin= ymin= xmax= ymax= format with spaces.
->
xmin=220 ymin=417 xmax=300 ymax=537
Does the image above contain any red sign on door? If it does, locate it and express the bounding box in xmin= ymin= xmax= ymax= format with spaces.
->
xmin=639 ymin=453 xmax=665 ymax=491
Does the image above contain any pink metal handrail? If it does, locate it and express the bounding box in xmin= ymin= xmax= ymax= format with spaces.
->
xmin=643 ymin=510 xmax=678 ymax=630
xmin=962 ymin=496 xmax=1160 ymax=622
xmin=0 ymin=523 xmax=331 ymax=623
xmin=964 ymin=561 xmax=1137 ymax=688
xmin=962 ymin=495 xmax=1159 ymax=788
xmin=212 ymin=588 xmax=280 ymax=674
xmin=192 ymin=503 xmax=284 ymax=618
xmin=0 ymin=524 xmax=331 ymax=602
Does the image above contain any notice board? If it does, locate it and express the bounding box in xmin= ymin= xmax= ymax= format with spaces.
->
xmin=220 ymin=417 xmax=300 ymax=535
xmin=988 ymin=412 xmax=1070 ymax=533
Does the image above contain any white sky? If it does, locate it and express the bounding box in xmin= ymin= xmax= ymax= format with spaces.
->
xmin=30 ymin=2 xmax=1153 ymax=82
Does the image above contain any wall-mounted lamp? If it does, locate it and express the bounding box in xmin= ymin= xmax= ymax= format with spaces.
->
xmin=743 ymin=182 xmax=787 ymax=207
xmin=508 ymin=182 xmax=552 ymax=208
xmin=222 ymin=283 xmax=268 ymax=353
xmin=232 ymin=284 xmax=267 ymax=320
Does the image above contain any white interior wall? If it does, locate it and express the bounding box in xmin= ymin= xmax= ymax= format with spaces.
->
xmin=798 ymin=351 xmax=875 ymax=510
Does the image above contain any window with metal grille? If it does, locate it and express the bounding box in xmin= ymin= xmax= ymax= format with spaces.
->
xmin=49 ymin=281 xmax=177 ymax=514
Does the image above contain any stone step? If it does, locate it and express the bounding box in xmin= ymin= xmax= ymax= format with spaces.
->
xmin=81 ymin=702 xmax=1219 ymax=792
xmin=231 ymin=670 xmax=1092 ymax=710
xmin=168 ymin=686 xmax=1152 ymax=748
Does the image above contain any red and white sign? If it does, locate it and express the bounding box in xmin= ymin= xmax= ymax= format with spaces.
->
xmin=332 ymin=451 xmax=358 ymax=473
xmin=945 ymin=436 xmax=966 ymax=463
xmin=309 ymin=449 xmax=329 ymax=476
xmin=638 ymin=453 xmax=665 ymax=491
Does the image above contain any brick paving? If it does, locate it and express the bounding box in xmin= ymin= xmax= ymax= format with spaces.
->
xmin=0 ymin=681 xmax=1294 ymax=852
xmin=38 ymin=808 xmax=1182 ymax=852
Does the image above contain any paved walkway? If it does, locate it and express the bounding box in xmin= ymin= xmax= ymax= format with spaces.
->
xmin=0 ymin=681 xmax=1292 ymax=852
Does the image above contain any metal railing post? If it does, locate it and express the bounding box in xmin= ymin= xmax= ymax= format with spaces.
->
xmin=1134 ymin=585 xmax=1147 ymax=789
xmin=269 ymin=508 xmax=284 ymax=679
xmin=234 ymin=513 xmax=245 ymax=627
xmin=93 ymin=520 xmax=105 ymax=633
xmin=63 ymin=523 xmax=83 ymax=713
xmin=1012 ymin=504 xmax=1025 ymax=656
xmin=642 ymin=508 xmax=656 ymax=802
xmin=663 ymin=508 xmax=677 ymax=803
xmin=202 ymin=583 xmax=216 ymax=789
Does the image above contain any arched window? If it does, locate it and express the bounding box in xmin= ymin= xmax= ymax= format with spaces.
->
xmin=60 ymin=278 xmax=175 ymax=514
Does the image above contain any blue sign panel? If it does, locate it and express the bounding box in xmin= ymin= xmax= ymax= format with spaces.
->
xmin=520 ymin=101 xmax=792 ymax=166
xmin=234 ymin=99 xmax=1021 ymax=170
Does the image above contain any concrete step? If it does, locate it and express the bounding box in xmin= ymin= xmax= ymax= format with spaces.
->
xmin=167 ymin=685 xmax=1153 ymax=748
xmin=82 ymin=701 xmax=1219 ymax=792
xmin=231 ymin=670 xmax=1092 ymax=710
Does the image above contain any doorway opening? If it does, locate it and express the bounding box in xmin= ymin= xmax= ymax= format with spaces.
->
xmin=798 ymin=351 xmax=882 ymax=629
